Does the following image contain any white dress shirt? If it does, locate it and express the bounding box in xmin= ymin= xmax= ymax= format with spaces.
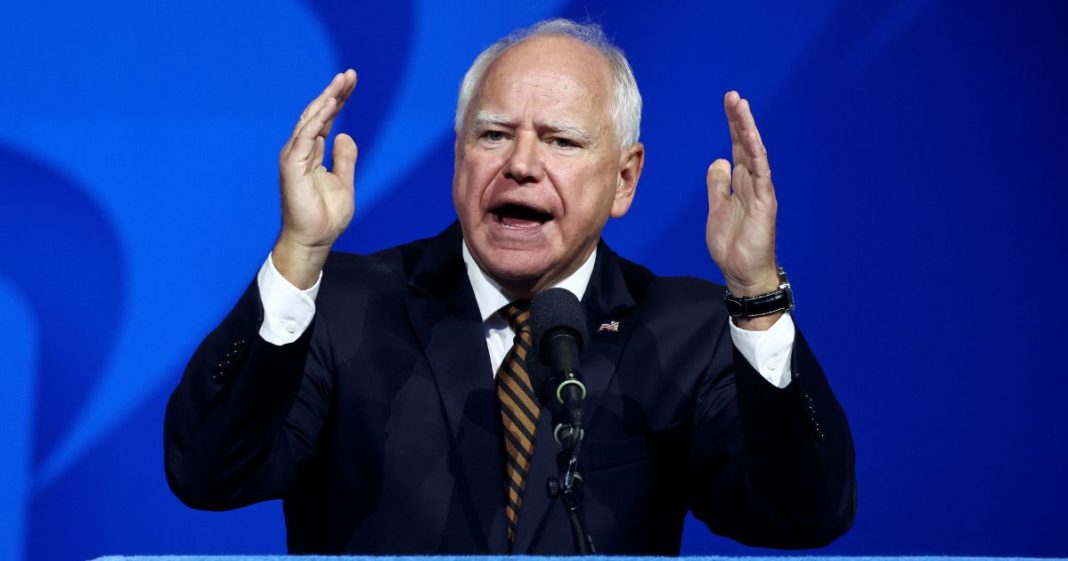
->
xmin=256 ymin=245 xmax=796 ymax=388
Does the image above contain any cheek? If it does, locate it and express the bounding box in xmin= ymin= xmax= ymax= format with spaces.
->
xmin=453 ymin=161 xmax=482 ymax=212
xmin=558 ymin=163 xmax=618 ymax=220
xmin=457 ymin=154 xmax=502 ymax=202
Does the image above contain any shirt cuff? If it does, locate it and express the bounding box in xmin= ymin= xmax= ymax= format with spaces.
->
xmin=728 ymin=312 xmax=796 ymax=389
xmin=256 ymin=252 xmax=321 ymax=346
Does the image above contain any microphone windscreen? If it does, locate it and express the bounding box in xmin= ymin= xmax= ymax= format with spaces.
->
xmin=530 ymin=288 xmax=589 ymax=352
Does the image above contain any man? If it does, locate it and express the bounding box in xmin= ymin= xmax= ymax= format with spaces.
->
xmin=165 ymin=19 xmax=855 ymax=554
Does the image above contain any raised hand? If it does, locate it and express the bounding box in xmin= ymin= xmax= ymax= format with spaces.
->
xmin=706 ymin=92 xmax=781 ymax=327
xmin=273 ymin=70 xmax=358 ymax=288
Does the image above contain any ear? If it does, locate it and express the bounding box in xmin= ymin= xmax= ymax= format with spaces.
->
xmin=610 ymin=143 xmax=644 ymax=217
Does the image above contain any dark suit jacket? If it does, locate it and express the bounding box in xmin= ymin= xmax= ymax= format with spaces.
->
xmin=164 ymin=222 xmax=855 ymax=554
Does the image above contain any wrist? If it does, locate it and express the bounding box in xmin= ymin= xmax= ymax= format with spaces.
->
xmin=734 ymin=312 xmax=782 ymax=331
xmin=724 ymin=266 xmax=781 ymax=297
xmin=272 ymin=233 xmax=331 ymax=290
xmin=724 ymin=266 xmax=794 ymax=326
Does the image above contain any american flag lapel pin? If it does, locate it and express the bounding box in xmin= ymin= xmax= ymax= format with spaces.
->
xmin=597 ymin=320 xmax=620 ymax=333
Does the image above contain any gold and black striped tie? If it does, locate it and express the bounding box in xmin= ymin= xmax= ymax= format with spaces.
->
xmin=496 ymin=301 xmax=539 ymax=545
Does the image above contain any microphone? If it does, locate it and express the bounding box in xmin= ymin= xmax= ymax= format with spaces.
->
xmin=530 ymin=288 xmax=589 ymax=449
xmin=531 ymin=289 xmax=598 ymax=554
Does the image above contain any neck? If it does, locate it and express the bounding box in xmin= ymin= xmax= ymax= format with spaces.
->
xmin=493 ymin=248 xmax=596 ymax=300
xmin=460 ymin=239 xmax=598 ymax=319
xmin=494 ymin=277 xmax=543 ymax=301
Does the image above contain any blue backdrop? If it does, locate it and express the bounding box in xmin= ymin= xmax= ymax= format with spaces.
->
xmin=1 ymin=1 xmax=1066 ymax=559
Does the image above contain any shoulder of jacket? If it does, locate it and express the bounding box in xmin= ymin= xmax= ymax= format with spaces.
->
xmin=615 ymin=254 xmax=727 ymax=303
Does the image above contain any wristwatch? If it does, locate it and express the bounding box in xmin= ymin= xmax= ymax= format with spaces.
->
xmin=724 ymin=267 xmax=795 ymax=319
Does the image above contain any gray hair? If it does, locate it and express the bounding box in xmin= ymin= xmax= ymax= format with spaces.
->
xmin=453 ymin=18 xmax=642 ymax=148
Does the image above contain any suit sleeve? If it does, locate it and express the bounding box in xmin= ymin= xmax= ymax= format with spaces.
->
xmin=687 ymin=324 xmax=856 ymax=548
xmin=163 ymin=279 xmax=333 ymax=511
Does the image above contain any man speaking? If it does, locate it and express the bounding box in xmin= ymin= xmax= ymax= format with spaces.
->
xmin=164 ymin=19 xmax=855 ymax=554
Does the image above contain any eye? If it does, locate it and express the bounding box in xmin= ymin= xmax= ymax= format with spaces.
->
xmin=552 ymin=137 xmax=578 ymax=149
xmin=481 ymin=130 xmax=506 ymax=142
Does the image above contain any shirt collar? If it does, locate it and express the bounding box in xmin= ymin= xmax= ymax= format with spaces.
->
xmin=461 ymin=240 xmax=596 ymax=322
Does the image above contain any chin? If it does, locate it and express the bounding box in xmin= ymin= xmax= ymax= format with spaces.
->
xmin=481 ymin=251 xmax=552 ymax=283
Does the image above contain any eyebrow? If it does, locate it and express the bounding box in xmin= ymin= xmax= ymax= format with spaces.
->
xmin=472 ymin=111 xmax=594 ymax=144
xmin=472 ymin=111 xmax=514 ymax=129
xmin=540 ymin=120 xmax=594 ymax=144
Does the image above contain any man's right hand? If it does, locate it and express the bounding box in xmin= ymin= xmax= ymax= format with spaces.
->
xmin=273 ymin=69 xmax=358 ymax=289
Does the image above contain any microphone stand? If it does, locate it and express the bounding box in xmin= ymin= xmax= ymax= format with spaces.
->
xmin=546 ymin=382 xmax=596 ymax=554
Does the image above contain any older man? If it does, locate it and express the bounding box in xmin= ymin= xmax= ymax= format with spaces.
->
xmin=165 ymin=19 xmax=855 ymax=554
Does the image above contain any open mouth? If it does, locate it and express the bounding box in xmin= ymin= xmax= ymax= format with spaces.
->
xmin=491 ymin=203 xmax=553 ymax=228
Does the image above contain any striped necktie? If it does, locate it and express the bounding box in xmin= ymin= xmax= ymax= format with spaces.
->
xmin=496 ymin=301 xmax=539 ymax=545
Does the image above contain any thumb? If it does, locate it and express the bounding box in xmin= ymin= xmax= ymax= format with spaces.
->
xmin=706 ymin=158 xmax=731 ymax=215
xmin=332 ymin=133 xmax=358 ymax=187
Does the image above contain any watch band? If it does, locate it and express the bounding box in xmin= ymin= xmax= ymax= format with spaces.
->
xmin=724 ymin=267 xmax=795 ymax=319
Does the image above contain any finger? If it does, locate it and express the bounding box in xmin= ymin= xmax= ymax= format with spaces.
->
xmin=322 ymin=69 xmax=358 ymax=139
xmin=706 ymin=158 xmax=732 ymax=215
xmin=732 ymin=162 xmax=754 ymax=204
xmin=706 ymin=158 xmax=731 ymax=199
xmin=280 ymin=72 xmax=344 ymax=158
xmin=724 ymin=91 xmax=741 ymax=143
xmin=731 ymin=98 xmax=771 ymax=179
xmin=724 ymin=91 xmax=746 ymax=165
xmin=336 ymin=69 xmax=358 ymax=110
xmin=332 ymin=133 xmax=359 ymax=187
xmin=291 ymin=72 xmax=346 ymax=137
xmin=289 ymin=97 xmax=337 ymax=165
xmin=312 ymin=136 xmax=326 ymax=172
xmin=741 ymin=129 xmax=771 ymax=179
xmin=298 ymin=96 xmax=337 ymax=142
xmin=731 ymin=155 xmax=776 ymax=208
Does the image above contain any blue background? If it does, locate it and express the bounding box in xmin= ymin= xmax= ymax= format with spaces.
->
xmin=1 ymin=1 xmax=1066 ymax=559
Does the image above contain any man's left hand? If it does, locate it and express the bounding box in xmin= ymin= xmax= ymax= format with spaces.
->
xmin=706 ymin=91 xmax=782 ymax=330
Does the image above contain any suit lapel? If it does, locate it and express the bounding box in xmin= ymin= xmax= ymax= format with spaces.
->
xmin=404 ymin=223 xmax=509 ymax=553
xmin=513 ymin=243 xmax=641 ymax=552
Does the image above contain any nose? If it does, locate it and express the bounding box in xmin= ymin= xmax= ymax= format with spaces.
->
xmin=503 ymin=132 xmax=543 ymax=185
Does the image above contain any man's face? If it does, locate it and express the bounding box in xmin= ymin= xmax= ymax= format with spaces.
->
xmin=453 ymin=35 xmax=643 ymax=296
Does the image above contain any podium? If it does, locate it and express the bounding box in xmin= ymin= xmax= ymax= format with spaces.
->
xmin=92 ymin=557 xmax=1065 ymax=561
